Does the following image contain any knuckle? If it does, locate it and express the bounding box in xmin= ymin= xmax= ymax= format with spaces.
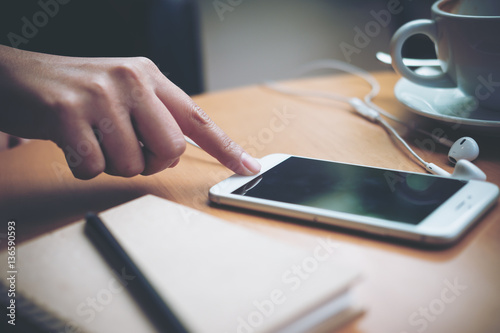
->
xmin=109 ymin=59 xmax=153 ymax=107
xmin=134 ymin=56 xmax=156 ymax=69
xmin=51 ymin=93 xmax=83 ymax=114
xmin=47 ymin=94 xmax=86 ymax=130
xmin=184 ymin=102 xmax=215 ymax=135
xmin=110 ymin=57 xmax=156 ymax=81
xmin=111 ymin=60 xmax=142 ymax=82
xmin=48 ymin=79 xmax=113 ymax=122
xmin=85 ymin=78 xmax=115 ymax=111
xmin=86 ymin=77 xmax=110 ymax=99
xmin=219 ymin=135 xmax=235 ymax=153
xmin=220 ymin=138 xmax=241 ymax=167
xmin=190 ymin=103 xmax=212 ymax=126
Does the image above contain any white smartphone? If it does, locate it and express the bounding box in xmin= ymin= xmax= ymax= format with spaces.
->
xmin=209 ymin=154 xmax=499 ymax=245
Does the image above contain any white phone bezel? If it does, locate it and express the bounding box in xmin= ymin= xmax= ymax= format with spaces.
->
xmin=209 ymin=154 xmax=499 ymax=245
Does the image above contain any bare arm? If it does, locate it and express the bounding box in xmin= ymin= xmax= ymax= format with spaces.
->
xmin=0 ymin=45 xmax=260 ymax=179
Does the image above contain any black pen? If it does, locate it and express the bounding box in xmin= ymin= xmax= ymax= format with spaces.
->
xmin=85 ymin=213 xmax=189 ymax=333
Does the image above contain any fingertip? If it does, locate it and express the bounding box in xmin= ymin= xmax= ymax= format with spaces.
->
xmin=239 ymin=152 xmax=261 ymax=176
xmin=104 ymin=159 xmax=145 ymax=178
xmin=140 ymin=150 xmax=180 ymax=176
xmin=168 ymin=158 xmax=180 ymax=168
xmin=71 ymin=160 xmax=106 ymax=180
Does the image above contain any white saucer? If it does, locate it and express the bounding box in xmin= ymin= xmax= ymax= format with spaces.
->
xmin=394 ymin=67 xmax=500 ymax=132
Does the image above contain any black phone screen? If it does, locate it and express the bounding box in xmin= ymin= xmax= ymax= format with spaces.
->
xmin=232 ymin=157 xmax=466 ymax=225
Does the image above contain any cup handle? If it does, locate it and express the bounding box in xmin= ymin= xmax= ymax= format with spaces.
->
xmin=390 ymin=19 xmax=455 ymax=88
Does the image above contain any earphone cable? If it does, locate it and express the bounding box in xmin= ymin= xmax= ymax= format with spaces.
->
xmin=264 ymin=59 xmax=433 ymax=169
xmin=376 ymin=116 xmax=427 ymax=166
xmin=265 ymin=59 xmax=454 ymax=147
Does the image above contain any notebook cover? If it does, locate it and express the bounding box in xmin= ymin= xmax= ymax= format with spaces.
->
xmin=0 ymin=195 xmax=361 ymax=332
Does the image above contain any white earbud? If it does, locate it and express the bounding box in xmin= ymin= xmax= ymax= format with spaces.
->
xmin=448 ymin=137 xmax=479 ymax=164
xmin=426 ymin=159 xmax=486 ymax=181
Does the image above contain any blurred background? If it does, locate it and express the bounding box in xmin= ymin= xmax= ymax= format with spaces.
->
xmin=0 ymin=0 xmax=436 ymax=94
xmin=197 ymin=0 xmax=436 ymax=91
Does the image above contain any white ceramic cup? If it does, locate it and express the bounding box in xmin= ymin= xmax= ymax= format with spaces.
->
xmin=390 ymin=0 xmax=500 ymax=110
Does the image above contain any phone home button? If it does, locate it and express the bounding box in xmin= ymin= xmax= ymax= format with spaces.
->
xmin=455 ymin=200 xmax=466 ymax=211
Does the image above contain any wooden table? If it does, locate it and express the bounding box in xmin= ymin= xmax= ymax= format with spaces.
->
xmin=1 ymin=71 xmax=499 ymax=333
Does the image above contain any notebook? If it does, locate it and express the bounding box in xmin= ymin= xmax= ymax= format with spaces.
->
xmin=0 ymin=195 xmax=362 ymax=333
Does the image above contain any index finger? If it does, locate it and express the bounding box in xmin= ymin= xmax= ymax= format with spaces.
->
xmin=155 ymin=79 xmax=261 ymax=176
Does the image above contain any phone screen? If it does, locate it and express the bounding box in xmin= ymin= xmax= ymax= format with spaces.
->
xmin=232 ymin=157 xmax=466 ymax=225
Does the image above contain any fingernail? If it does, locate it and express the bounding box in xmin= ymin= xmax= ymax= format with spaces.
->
xmin=241 ymin=152 xmax=261 ymax=175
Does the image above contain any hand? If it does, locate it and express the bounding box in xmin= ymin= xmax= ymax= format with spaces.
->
xmin=0 ymin=45 xmax=260 ymax=179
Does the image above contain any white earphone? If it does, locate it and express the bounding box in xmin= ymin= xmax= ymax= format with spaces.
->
xmin=349 ymin=97 xmax=486 ymax=181
xmin=448 ymin=137 xmax=480 ymax=164
xmin=438 ymin=136 xmax=485 ymax=180
xmin=426 ymin=159 xmax=486 ymax=181
xmin=264 ymin=59 xmax=487 ymax=181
